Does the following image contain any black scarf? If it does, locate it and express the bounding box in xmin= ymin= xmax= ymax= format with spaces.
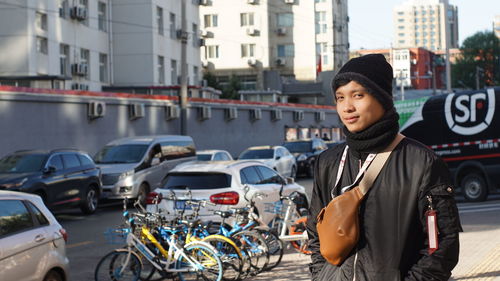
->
xmin=343 ymin=108 xmax=400 ymax=158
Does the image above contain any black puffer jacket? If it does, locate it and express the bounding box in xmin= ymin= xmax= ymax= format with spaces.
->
xmin=306 ymin=137 xmax=462 ymax=281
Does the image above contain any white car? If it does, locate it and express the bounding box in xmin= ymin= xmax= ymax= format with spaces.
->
xmin=238 ymin=146 xmax=297 ymax=178
xmin=197 ymin=150 xmax=234 ymax=161
xmin=146 ymin=161 xmax=307 ymax=225
xmin=0 ymin=190 xmax=69 ymax=281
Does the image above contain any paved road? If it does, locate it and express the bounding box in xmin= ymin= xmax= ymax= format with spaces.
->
xmin=58 ymin=178 xmax=500 ymax=281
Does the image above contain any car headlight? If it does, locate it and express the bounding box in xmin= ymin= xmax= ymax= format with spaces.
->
xmin=297 ymin=154 xmax=307 ymax=161
xmin=119 ymin=171 xmax=134 ymax=180
xmin=3 ymin=178 xmax=27 ymax=189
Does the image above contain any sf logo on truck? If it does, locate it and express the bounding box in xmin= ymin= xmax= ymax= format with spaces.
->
xmin=444 ymin=88 xmax=495 ymax=135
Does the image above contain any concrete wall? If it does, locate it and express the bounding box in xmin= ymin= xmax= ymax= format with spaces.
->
xmin=0 ymin=87 xmax=341 ymax=158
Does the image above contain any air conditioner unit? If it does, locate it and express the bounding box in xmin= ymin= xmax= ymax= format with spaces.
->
xmin=199 ymin=0 xmax=211 ymax=5
xmin=225 ymin=107 xmax=238 ymax=120
xmin=198 ymin=38 xmax=206 ymax=47
xmin=247 ymin=58 xmax=258 ymax=66
xmin=277 ymin=27 xmax=287 ymax=35
xmin=129 ymin=103 xmax=145 ymax=120
xmin=70 ymin=6 xmax=87 ymax=21
xmin=88 ymin=101 xmax=105 ymax=119
xmin=276 ymin=58 xmax=286 ymax=66
xmin=294 ymin=110 xmax=304 ymax=122
xmin=200 ymin=30 xmax=214 ymax=38
xmin=284 ymin=0 xmax=295 ymax=4
xmin=165 ymin=105 xmax=180 ymax=120
xmin=176 ymin=29 xmax=189 ymax=40
xmin=250 ymin=109 xmax=262 ymax=121
xmin=315 ymin=111 xmax=325 ymax=122
xmin=247 ymin=0 xmax=258 ymax=4
xmin=271 ymin=109 xmax=282 ymax=121
xmin=198 ymin=106 xmax=211 ymax=120
xmin=71 ymin=63 xmax=88 ymax=76
xmin=246 ymin=28 xmax=259 ymax=36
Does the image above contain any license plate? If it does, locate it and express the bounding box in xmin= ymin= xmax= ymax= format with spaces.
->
xmin=175 ymin=201 xmax=192 ymax=210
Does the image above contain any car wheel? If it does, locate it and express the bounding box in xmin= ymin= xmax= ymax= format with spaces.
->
xmin=461 ymin=173 xmax=488 ymax=202
xmin=290 ymin=166 xmax=297 ymax=179
xmin=80 ymin=186 xmax=98 ymax=214
xmin=137 ymin=183 xmax=149 ymax=207
xmin=43 ymin=270 xmax=63 ymax=281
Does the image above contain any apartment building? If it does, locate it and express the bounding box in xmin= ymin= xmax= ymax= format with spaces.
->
xmin=393 ymin=0 xmax=458 ymax=51
xmin=199 ymin=0 xmax=349 ymax=90
xmin=494 ymin=15 xmax=500 ymax=39
xmin=0 ymin=0 xmax=202 ymax=91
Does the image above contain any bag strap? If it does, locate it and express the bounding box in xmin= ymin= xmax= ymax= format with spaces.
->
xmin=358 ymin=133 xmax=405 ymax=195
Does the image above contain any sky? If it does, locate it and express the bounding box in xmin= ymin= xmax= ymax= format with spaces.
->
xmin=348 ymin=0 xmax=500 ymax=50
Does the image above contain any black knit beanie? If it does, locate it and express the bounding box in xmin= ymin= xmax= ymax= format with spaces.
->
xmin=332 ymin=54 xmax=394 ymax=110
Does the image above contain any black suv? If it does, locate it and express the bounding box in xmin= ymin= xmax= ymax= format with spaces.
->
xmin=283 ymin=139 xmax=327 ymax=177
xmin=0 ymin=149 xmax=101 ymax=214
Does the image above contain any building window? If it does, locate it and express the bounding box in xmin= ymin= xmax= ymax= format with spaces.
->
xmin=422 ymin=24 xmax=427 ymax=29
xmin=158 ymin=56 xmax=164 ymax=84
xmin=398 ymin=25 xmax=405 ymax=29
xmin=80 ymin=48 xmax=90 ymax=79
xmin=171 ymin=59 xmax=177 ymax=85
xmin=399 ymin=33 xmax=405 ymax=36
xmin=423 ymin=39 xmax=428 ymax=44
xmin=59 ymin=0 xmax=68 ymax=18
xmin=206 ymin=45 xmax=219 ymax=59
xmin=170 ymin=13 xmax=176 ymax=39
xmin=99 ymin=53 xmax=108 ymax=82
xmin=422 ymin=18 xmax=427 ymax=22
xmin=397 ymin=11 xmax=404 ymax=15
xmin=277 ymin=13 xmax=293 ymax=27
xmin=157 ymin=7 xmax=164 ymax=35
xmin=430 ymin=24 xmax=435 ymax=29
xmin=398 ymin=40 xmax=405 ymax=44
xmin=315 ymin=12 xmax=327 ymax=34
xmin=415 ymin=32 xmax=420 ymax=36
xmin=204 ymin=14 xmax=218 ymax=28
xmin=277 ymin=44 xmax=294 ymax=57
xmin=241 ymin=44 xmax=255 ymax=57
xmin=398 ymin=18 xmax=404 ymax=22
xmin=98 ymin=2 xmax=107 ymax=32
xmin=416 ymin=39 xmax=420 ymax=44
xmin=59 ymin=44 xmax=69 ymax=75
xmin=192 ymin=23 xmax=198 ymax=47
xmin=421 ymin=10 xmax=427 ymax=15
xmin=240 ymin=13 xmax=254 ymax=26
xmin=415 ymin=18 xmax=418 ymax=23
xmin=36 ymin=37 xmax=48 ymax=54
xmin=36 ymin=12 xmax=47 ymax=31
xmin=315 ymin=0 xmax=326 ymax=2
xmin=79 ymin=0 xmax=89 ymax=25
xmin=193 ymin=66 xmax=199 ymax=85
xmin=423 ymin=31 xmax=427 ymax=36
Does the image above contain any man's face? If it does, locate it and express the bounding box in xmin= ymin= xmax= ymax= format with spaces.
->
xmin=335 ymin=80 xmax=385 ymax=133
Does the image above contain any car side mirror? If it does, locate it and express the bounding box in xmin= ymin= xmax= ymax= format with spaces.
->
xmin=151 ymin=157 xmax=160 ymax=166
xmin=285 ymin=176 xmax=295 ymax=185
xmin=275 ymin=156 xmax=281 ymax=160
xmin=43 ymin=166 xmax=56 ymax=174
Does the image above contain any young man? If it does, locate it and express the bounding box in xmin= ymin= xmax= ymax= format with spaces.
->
xmin=306 ymin=54 xmax=461 ymax=281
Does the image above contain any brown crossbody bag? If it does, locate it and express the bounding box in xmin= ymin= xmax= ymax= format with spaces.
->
xmin=316 ymin=133 xmax=404 ymax=265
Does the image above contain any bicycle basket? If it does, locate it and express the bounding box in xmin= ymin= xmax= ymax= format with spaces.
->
xmin=104 ymin=227 xmax=130 ymax=245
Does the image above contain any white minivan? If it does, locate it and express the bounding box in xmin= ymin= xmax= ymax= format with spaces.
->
xmin=94 ymin=135 xmax=196 ymax=204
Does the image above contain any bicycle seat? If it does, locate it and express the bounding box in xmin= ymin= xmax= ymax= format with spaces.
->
xmin=214 ymin=210 xmax=233 ymax=218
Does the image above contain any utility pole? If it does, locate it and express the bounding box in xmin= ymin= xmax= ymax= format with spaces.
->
xmin=444 ymin=1 xmax=452 ymax=93
xmin=399 ymin=71 xmax=405 ymax=101
xmin=180 ymin=0 xmax=188 ymax=135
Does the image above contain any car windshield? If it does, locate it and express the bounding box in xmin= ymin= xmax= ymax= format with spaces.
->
xmin=0 ymin=154 xmax=47 ymax=173
xmin=239 ymin=149 xmax=274 ymax=159
xmin=283 ymin=142 xmax=312 ymax=153
xmin=162 ymin=172 xmax=232 ymax=190
xmin=197 ymin=154 xmax=212 ymax=161
xmin=94 ymin=144 xmax=149 ymax=164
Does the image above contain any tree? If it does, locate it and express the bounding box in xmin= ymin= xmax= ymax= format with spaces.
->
xmin=202 ymin=72 xmax=241 ymax=100
xmin=452 ymin=31 xmax=500 ymax=89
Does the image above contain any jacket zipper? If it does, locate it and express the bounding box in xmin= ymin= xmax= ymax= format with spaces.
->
xmin=352 ymin=252 xmax=358 ymax=281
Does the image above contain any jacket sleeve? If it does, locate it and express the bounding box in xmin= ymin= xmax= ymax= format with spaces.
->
xmin=306 ymin=152 xmax=328 ymax=280
xmin=404 ymin=157 xmax=462 ymax=281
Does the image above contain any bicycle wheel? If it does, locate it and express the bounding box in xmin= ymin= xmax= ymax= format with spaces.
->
xmin=175 ymin=242 xmax=223 ymax=281
xmin=256 ymin=229 xmax=284 ymax=271
xmin=202 ymin=236 xmax=244 ymax=281
xmin=289 ymin=216 xmax=312 ymax=255
xmin=230 ymin=230 xmax=269 ymax=276
xmin=95 ymin=249 xmax=142 ymax=281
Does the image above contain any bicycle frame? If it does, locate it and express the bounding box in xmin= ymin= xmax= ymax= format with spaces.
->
xmin=277 ymin=199 xmax=308 ymax=242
